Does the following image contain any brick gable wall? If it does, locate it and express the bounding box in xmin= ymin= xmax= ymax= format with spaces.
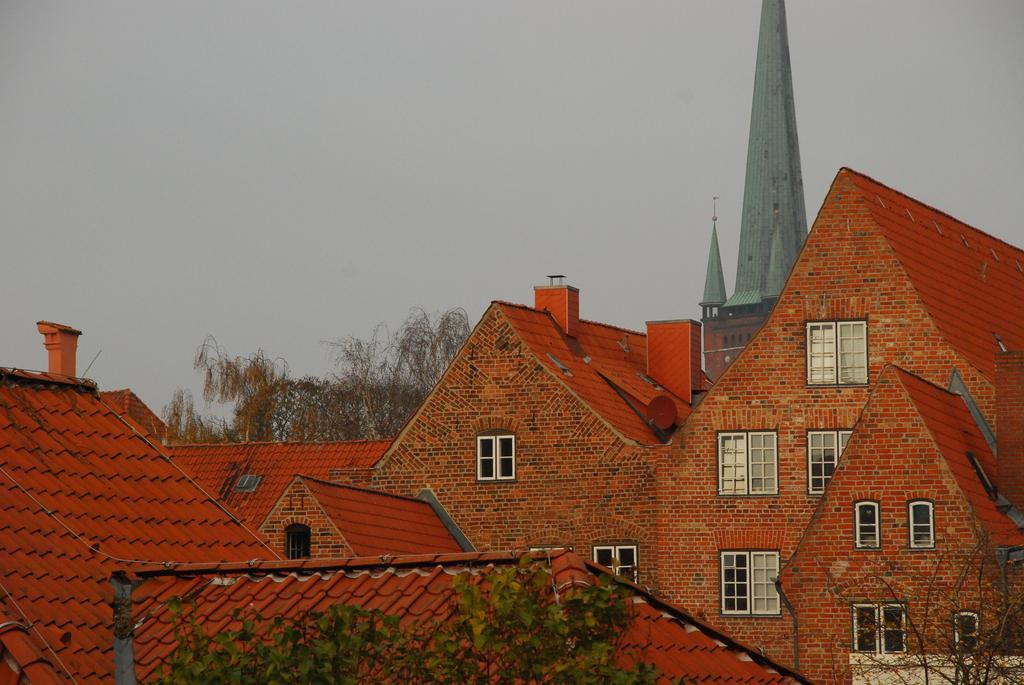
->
xmin=372 ymin=305 xmax=661 ymax=586
xmin=783 ymin=371 xmax=1005 ymax=684
xmin=657 ymin=171 xmax=997 ymax=663
xmin=260 ymin=478 xmax=353 ymax=559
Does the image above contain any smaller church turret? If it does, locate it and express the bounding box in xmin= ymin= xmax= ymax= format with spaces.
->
xmin=701 ymin=203 xmax=727 ymax=319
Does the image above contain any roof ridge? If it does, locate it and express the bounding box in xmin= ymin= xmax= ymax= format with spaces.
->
xmin=842 ymin=166 xmax=1023 ymax=255
xmin=173 ymin=438 xmax=393 ymax=449
xmin=492 ymin=301 xmax=646 ymax=337
xmin=297 ymin=475 xmax=431 ymax=505
xmin=131 ymin=549 xmax=573 ymax=578
xmin=0 ymin=367 xmax=97 ymax=391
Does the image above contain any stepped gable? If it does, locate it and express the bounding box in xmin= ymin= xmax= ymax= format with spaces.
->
xmin=129 ymin=549 xmax=810 ymax=684
xmin=0 ymin=368 xmax=273 ymax=685
xmin=495 ymin=302 xmax=693 ymax=445
xmin=892 ymin=367 xmax=1024 ymax=547
xmin=171 ymin=439 xmax=391 ymax=525
xmin=293 ymin=476 xmax=464 ymax=555
xmin=845 ymin=168 xmax=1024 ymax=382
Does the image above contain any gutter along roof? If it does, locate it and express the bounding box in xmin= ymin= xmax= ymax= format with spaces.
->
xmin=0 ymin=368 xmax=274 ymax=684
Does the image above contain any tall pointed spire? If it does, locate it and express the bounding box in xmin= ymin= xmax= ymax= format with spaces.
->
xmin=725 ymin=0 xmax=807 ymax=308
xmin=702 ymin=200 xmax=727 ymax=306
xmin=764 ymin=221 xmax=786 ymax=298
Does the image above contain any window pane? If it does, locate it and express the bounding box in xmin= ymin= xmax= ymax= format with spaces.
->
xmin=722 ymin=553 xmax=749 ymax=613
xmin=883 ymin=606 xmax=905 ymax=653
xmin=956 ymin=612 xmax=978 ymax=652
xmin=751 ymin=553 xmax=780 ymax=614
xmin=594 ymin=547 xmax=613 ymax=567
xmin=856 ymin=503 xmax=879 ymax=548
xmin=808 ymin=323 xmax=837 ymax=384
xmin=478 ymin=437 xmax=494 ymax=479
xmin=910 ymin=502 xmax=933 ymax=547
xmin=285 ymin=525 xmax=311 ymax=560
xmin=838 ymin=322 xmax=867 ymax=384
xmin=719 ymin=434 xmax=747 ymax=494
xmin=854 ymin=606 xmax=878 ymax=653
xmin=617 ymin=546 xmax=636 ymax=567
xmin=809 ymin=431 xmax=838 ymax=494
xmin=749 ymin=433 xmax=777 ymax=494
xmin=499 ymin=436 xmax=514 ymax=457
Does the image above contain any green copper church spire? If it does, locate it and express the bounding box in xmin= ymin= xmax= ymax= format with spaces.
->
xmin=764 ymin=221 xmax=786 ymax=298
xmin=701 ymin=202 xmax=727 ymax=306
xmin=724 ymin=0 xmax=807 ymax=308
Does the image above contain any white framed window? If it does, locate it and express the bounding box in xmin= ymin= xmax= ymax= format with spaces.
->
xmin=807 ymin=430 xmax=852 ymax=494
xmin=954 ymin=611 xmax=979 ymax=652
xmin=855 ymin=501 xmax=880 ymax=549
xmin=477 ymin=434 xmax=515 ymax=481
xmin=720 ymin=551 xmax=780 ymax=616
xmin=853 ymin=604 xmax=906 ymax=654
xmin=806 ymin=321 xmax=867 ymax=385
xmin=908 ymin=500 xmax=935 ymax=549
xmin=718 ymin=432 xmax=778 ymax=495
xmin=593 ymin=545 xmax=638 ymax=582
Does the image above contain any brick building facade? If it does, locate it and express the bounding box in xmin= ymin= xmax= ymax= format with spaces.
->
xmin=371 ymin=288 xmax=703 ymax=588
xmin=658 ymin=168 xmax=1024 ymax=682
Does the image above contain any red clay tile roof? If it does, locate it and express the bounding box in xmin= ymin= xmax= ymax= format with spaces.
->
xmin=495 ymin=303 xmax=691 ymax=445
xmin=891 ymin=367 xmax=1024 ymax=547
xmin=294 ymin=476 xmax=464 ymax=555
xmin=171 ymin=440 xmax=391 ymax=526
xmin=129 ymin=549 xmax=808 ymax=684
xmin=844 ymin=168 xmax=1024 ymax=382
xmin=0 ymin=368 xmax=275 ymax=684
xmin=99 ymin=388 xmax=167 ymax=443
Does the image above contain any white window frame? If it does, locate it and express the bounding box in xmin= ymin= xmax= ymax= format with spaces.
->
xmin=806 ymin=320 xmax=868 ymax=386
xmin=954 ymin=611 xmax=979 ymax=652
xmin=592 ymin=545 xmax=638 ymax=582
xmin=718 ymin=431 xmax=778 ymax=495
xmin=807 ymin=430 xmax=852 ymax=494
xmin=855 ymin=501 xmax=881 ymax=549
xmin=476 ymin=434 xmax=515 ymax=481
xmin=852 ymin=603 xmax=906 ymax=654
xmin=720 ymin=551 xmax=780 ymax=616
xmin=908 ymin=500 xmax=935 ymax=549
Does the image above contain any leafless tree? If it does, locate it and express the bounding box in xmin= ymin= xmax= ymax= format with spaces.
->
xmin=161 ymin=308 xmax=470 ymax=444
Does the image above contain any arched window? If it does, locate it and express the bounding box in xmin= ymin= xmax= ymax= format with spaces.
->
xmin=285 ymin=523 xmax=311 ymax=559
xmin=908 ymin=500 xmax=935 ymax=549
xmin=854 ymin=501 xmax=880 ymax=549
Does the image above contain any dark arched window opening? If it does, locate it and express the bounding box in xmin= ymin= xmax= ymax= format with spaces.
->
xmin=285 ymin=523 xmax=311 ymax=559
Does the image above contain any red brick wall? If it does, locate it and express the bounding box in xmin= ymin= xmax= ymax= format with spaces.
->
xmin=784 ymin=370 xmax=1001 ymax=684
xmin=702 ymin=309 xmax=768 ymax=381
xmin=260 ymin=479 xmax=352 ymax=559
xmin=372 ymin=304 xmax=662 ymax=586
xmin=657 ymin=171 xmax=996 ymax=663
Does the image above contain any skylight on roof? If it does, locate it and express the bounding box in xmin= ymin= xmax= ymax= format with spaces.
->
xmin=546 ymin=353 xmax=573 ymax=376
xmin=234 ymin=474 xmax=262 ymax=493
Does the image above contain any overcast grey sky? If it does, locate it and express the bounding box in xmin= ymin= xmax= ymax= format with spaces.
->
xmin=2 ymin=1 xmax=1022 ymax=414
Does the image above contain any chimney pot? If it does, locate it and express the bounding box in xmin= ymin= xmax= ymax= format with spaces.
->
xmin=996 ymin=350 xmax=1024 ymax=511
xmin=645 ymin=319 xmax=703 ymax=404
xmin=36 ymin=321 xmax=82 ymax=377
xmin=534 ymin=283 xmax=580 ymax=337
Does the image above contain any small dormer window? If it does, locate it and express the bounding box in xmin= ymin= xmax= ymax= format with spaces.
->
xmin=234 ymin=474 xmax=262 ymax=493
xmin=477 ymin=434 xmax=515 ymax=481
xmin=285 ymin=524 xmax=311 ymax=559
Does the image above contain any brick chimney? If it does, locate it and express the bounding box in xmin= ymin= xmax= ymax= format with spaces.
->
xmin=996 ymin=350 xmax=1024 ymax=511
xmin=646 ymin=319 xmax=702 ymax=403
xmin=36 ymin=321 xmax=82 ymax=377
xmin=534 ymin=281 xmax=579 ymax=338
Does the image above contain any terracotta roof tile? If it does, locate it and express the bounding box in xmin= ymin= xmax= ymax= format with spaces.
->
xmin=495 ymin=303 xmax=691 ymax=445
xmin=294 ymin=476 xmax=463 ymax=555
xmin=844 ymin=168 xmax=1024 ymax=382
xmin=0 ymin=370 xmax=274 ymax=684
xmin=98 ymin=388 xmax=167 ymax=443
xmin=891 ymin=367 xmax=1024 ymax=547
xmin=171 ymin=439 xmax=391 ymax=526
xmin=130 ymin=550 xmax=808 ymax=684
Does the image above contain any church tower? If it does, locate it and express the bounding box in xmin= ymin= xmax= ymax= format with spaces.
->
xmin=701 ymin=0 xmax=807 ymax=380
